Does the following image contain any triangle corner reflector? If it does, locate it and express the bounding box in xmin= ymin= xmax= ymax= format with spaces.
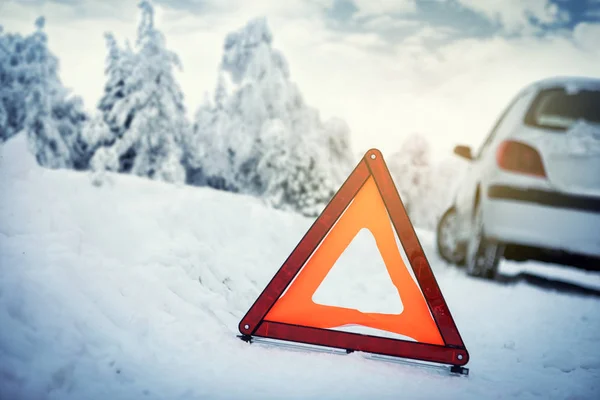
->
xmin=238 ymin=148 xmax=469 ymax=370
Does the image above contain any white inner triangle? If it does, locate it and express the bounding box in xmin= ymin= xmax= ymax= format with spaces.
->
xmin=311 ymin=228 xmax=404 ymax=314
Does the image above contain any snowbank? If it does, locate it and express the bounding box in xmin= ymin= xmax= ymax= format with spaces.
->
xmin=1 ymin=135 xmax=600 ymax=400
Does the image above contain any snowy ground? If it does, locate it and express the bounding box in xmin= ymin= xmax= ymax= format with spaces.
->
xmin=1 ymin=135 xmax=600 ymax=400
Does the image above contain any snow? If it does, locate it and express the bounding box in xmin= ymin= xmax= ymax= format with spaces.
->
xmin=312 ymin=228 xmax=405 ymax=315
xmin=537 ymin=120 xmax=600 ymax=197
xmin=557 ymin=120 xmax=600 ymax=156
xmin=1 ymin=134 xmax=600 ymax=400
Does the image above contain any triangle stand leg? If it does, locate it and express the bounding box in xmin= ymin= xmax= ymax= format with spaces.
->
xmin=450 ymin=365 xmax=470 ymax=376
xmin=238 ymin=334 xmax=253 ymax=343
xmin=239 ymin=334 xmax=469 ymax=376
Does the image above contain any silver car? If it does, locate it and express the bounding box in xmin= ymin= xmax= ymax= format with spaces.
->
xmin=436 ymin=76 xmax=600 ymax=279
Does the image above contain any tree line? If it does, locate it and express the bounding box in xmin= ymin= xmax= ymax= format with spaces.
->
xmin=0 ymin=0 xmax=463 ymax=226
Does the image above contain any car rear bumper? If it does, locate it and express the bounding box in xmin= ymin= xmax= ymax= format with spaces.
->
xmin=487 ymin=185 xmax=600 ymax=213
xmin=484 ymin=185 xmax=600 ymax=258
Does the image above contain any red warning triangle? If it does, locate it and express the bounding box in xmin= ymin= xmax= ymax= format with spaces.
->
xmin=238 ymin=149 xmax=469 ymax=371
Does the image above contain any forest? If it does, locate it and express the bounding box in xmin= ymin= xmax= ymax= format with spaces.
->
xmin=0 ymin=0 xmax=465 ymax=229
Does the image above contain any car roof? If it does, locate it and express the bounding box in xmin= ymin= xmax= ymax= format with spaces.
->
xmin=527 ymin=76 xmax=600 ymax=92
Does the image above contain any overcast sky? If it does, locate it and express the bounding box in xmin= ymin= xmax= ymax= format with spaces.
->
xmin=2 ymin=0 xmax=600 ymax=159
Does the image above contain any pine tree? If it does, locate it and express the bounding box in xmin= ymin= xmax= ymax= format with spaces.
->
xmin=1 ymin=17 xmax=89 ymax=168
xmin=22 ymin=17 xmax=66 ymax=168
xmin=182 ymin=94 xmax=211 ymax=185
xmin=81 ymin=112 xmax=112 ymax=180
xmin=97 ymin=33 xmax=135 ymax=135
xmin=194 ymin=17 xmax=354 ymax=217
xmin=0 ymin=25 xmax=25 ymax=142
xmin=90 ymin=0 xmax=188 ymax=184
xmin=255 ymin=119 xmax=290 ymax=208
xmin=186 ymin=88 xmax=239 ymax=190
xmin=83 ymin=33 xmax=135 ymax=179
xmin=0 ymin=26 xmax=34 ymax=143
xmin=51 ymin=94 xmax=90 ymax=170
xmin=214 ymin=72 xmax=227 ymax=109
xmin=0 ymin=100 xmax=7 ymax=135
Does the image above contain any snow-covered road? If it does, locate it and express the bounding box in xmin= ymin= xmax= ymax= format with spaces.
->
xmin=1 ymin=136 xmax=600 ymax=400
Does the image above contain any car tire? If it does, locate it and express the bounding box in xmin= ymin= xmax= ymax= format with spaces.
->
xmin=436 ymin=207 xmax=466 ymax=266
xmin=465 ymin=202 xmax=504 ymax=280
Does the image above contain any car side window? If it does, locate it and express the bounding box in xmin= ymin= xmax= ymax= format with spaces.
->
xmin=473 ymin=90 xmax=528 ymax=160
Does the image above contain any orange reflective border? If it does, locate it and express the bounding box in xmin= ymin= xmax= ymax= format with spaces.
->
xmin=238 ymin=149 xmax=469 ymax=367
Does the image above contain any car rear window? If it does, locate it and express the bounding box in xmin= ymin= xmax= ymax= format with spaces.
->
xmin=524 ymin=87 xmax=600 ymax=131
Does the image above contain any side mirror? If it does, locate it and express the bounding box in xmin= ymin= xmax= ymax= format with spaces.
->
xmin=453 ymin=145 xmax=473 ymax=160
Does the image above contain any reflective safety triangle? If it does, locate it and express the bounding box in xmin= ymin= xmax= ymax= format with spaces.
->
xmin=238 ymin=149 xmax=469 ymax=368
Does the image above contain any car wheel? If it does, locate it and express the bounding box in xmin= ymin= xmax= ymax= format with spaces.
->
xmin=465 ymin=202 xmax=504 ymax=280
xmin=436 ymin=207 xmax=466 ymax=265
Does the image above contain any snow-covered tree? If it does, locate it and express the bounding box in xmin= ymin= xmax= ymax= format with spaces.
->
xmin=0 ymin=18 xmax=89 ymax=169
xmin=0 ymin=100 xmax=6 ymax=135
xmin=214 ymin=72 xmax=227 ymax=109
xmin=90 ymin=0 xmax=188 ymax=184
xmin=388 ymin=133 xmax=434 ymax=228
xmin=185 ymin=88 xmax=239 ymax=190
xmin=21 ymin=17 xmax=69 ymax=168
xmin=80 ymin=33 xmax=135 ymax=175
xmin=97 ymin=33 xmax=135 ymax=136
xmin=51 ymin=94 xmax=90 ymax=170
xmin=81 ymin=112 xmax=112 ymax=184
xmin=188 ymin=17 xmax=354 ymax=217
xmin=0 ymin=26 xmax=27 ymax=142
xmin=255 ymin=119 xmax=291 ymax=207
xmin=322 ymin=117 xmax=355 ymax=186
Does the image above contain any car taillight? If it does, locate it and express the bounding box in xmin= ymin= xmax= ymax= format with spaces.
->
xmin=496 ymin=140 xmax=546 ymax=178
